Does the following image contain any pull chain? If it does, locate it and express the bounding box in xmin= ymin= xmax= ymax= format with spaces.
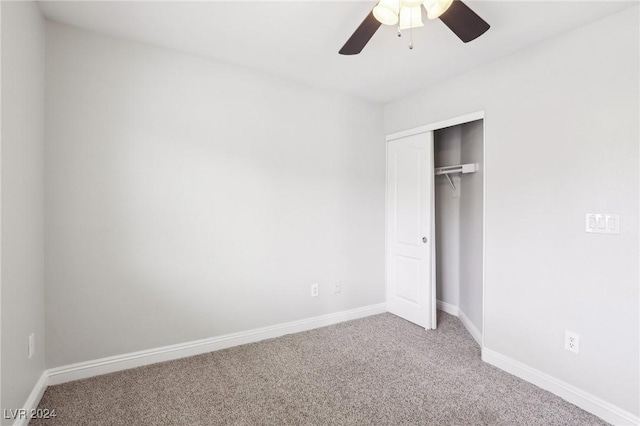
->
xmin=408 ymin=7 xmax=414 ymax=50
xmin=409 ymin=25 xmax=413 ymax=49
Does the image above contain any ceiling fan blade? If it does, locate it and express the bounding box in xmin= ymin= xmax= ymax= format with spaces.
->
xmin=439 ymin=0 xmax=490 ymax=43
xmin=339 ymin=11 xmax=381 ymax=55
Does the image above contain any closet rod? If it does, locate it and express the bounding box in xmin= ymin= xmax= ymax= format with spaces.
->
xmin=434 ymin=163 xmax=478 ymax=176
xmin=435 ymin=163 xmax=478 ymax=192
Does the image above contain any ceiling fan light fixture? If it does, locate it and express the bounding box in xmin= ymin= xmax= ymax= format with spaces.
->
xmin=373 ymin=0 xmax=400 ymax=26
xmin=399 ymin=6 xmax=423 ymax=30
xmin=424 ymin=0 xmax=454 ymax=20
xmin=339 ymin=0 xmax=490 ymax=55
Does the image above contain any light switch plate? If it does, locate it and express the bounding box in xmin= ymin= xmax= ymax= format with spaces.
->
xmin=585 ymin=213 xmax=620 ymax=235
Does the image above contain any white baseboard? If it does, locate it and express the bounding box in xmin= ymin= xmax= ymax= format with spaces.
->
xmin=436 ymin=300 xmax=459 ymax=316
xmin=457 ymin=309 xmax=481 ymax=345
xmin=13 ymin=372 xmax=48 ymax=426
xmin=47 ymin=303 xmax=387 ymax=386
xmin=482 ymin=348 xmax=639 ymax=426
xmin=20 ymin=304 xmax=638 ymax=426
xmin=436 ymin=300 xmax=482 ymax=346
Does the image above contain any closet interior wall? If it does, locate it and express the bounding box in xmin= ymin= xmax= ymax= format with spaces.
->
xmin=434 ymin=120 xmax=483 ymax=336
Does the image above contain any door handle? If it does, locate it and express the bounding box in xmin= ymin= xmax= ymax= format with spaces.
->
xmin=422 ymin=237 xmax=428 ymax=243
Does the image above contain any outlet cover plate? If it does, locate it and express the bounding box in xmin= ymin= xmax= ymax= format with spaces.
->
xmin=565 ymin=331 xmax=579 ymax=354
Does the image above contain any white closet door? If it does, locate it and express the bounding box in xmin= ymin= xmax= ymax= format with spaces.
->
xmin=386 ymin=131 xmax=436 ymax=329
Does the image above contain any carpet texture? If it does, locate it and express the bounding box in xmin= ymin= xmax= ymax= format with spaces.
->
xmin=32 ymin=312 xmax=608 ymax=425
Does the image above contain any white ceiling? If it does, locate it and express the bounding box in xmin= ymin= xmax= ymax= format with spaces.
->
xmin=37 ymin=1 xmax=637 ymax=103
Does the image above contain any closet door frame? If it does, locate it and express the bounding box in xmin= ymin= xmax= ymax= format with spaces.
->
xmin=385 ymin=110 xmax=486 ymax=348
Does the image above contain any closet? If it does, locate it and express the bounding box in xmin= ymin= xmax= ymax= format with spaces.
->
xmin=433 ymin=119 xmax=484 ymax=343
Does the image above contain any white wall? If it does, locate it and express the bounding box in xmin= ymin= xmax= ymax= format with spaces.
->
xmin=45 ymin=22 xmax=385 ymax=368
xmin=1 ymin=0 xmax=46 ymax=419
xmin=459 ymin=120 xmax=483 ymax=333
xmin=385 ymin=6 xmax=639 ymax=418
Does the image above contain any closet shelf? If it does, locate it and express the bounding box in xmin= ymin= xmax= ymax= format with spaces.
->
xmin=434 ymin=163 xmax=478 ymax=192
xmin=434 ymin=163 xmax=478 ymax=176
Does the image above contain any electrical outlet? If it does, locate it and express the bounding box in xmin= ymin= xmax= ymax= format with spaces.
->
xmin=311 ymin=283 xmax=319 ymax=297
xmin=28 ymin=333 xmax=35 ymax=359
xmin=333 ymin=281 xmax=342 ymax=294
xmin=565 ymin=331 xmax=579 ymax=354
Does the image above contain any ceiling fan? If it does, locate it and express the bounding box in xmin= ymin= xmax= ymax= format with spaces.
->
xmin=339 ymin=0 xmax=490 ymax=55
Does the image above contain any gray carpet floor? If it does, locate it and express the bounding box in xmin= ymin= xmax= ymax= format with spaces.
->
xmin=32 ymin=312 xmax=608 ymax=425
